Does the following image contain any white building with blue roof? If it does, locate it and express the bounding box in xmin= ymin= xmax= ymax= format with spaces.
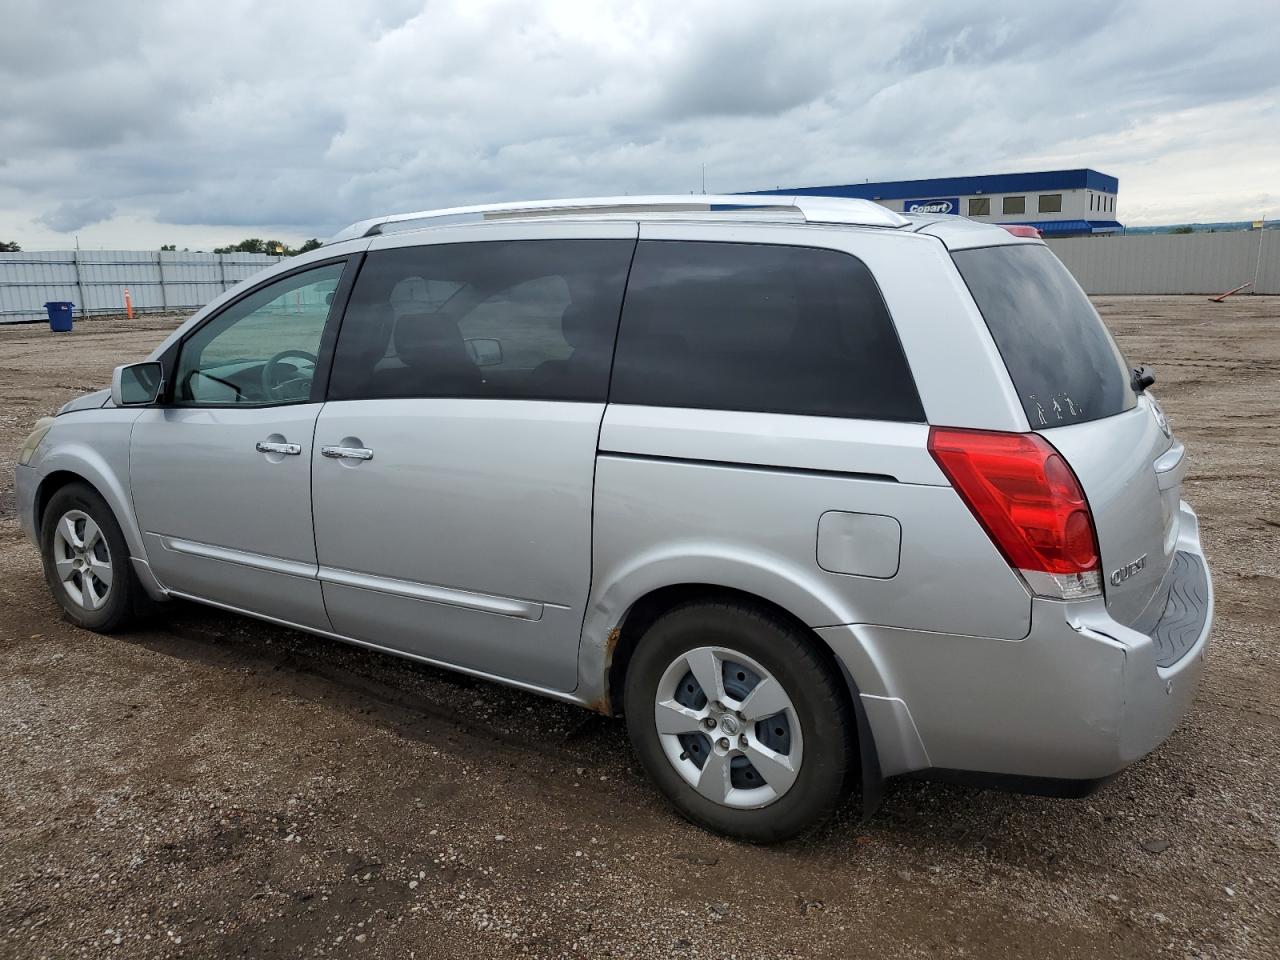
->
xmin=744 ymin=169 xmax=1122 ymax=237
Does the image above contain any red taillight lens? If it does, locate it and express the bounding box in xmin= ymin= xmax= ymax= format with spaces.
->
xmin=928 ymin=427 xmax=1101 ymax=599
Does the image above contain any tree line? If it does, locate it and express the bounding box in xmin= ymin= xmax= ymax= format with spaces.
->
xmin=1 ymin=239 xmax=324 ymax=254
xmin=208 ymin=238 xmax=323 ymax=256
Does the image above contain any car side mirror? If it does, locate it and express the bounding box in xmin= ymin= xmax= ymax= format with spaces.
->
xmin=1130 ymin=365 xmax=1155 ymax=393
xmin=466 ymin=337 xmax=503 ymax=367
xmin=111 ymin=361 xmax=164 ymax=406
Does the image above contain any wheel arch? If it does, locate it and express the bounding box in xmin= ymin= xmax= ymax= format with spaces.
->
xmin=35 ymin=456 xmax=134 ymax=541
xmin=35 ymin=469 xmax=90 ymax=531
xmin=579 ymin=545 xmax=880 ymax=713
xmin=33 ymin=435 xmax=135 ymax=534
xmin=30 ymin=439 xmax=166 ymax=600
xmin=603 ymin=584 xmax=838 ymax=717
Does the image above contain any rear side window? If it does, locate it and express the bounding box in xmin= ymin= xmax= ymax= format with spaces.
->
xmin=610 ymin=241 xmax=924 ymax=422
xmin=953 ymin=244 xmax=1135 ymax=427
xmin=328 ymin=239 xmax=633 ymax=402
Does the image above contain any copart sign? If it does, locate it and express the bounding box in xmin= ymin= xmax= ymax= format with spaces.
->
xmin=902 ymin=197 xmax=958 ymax=215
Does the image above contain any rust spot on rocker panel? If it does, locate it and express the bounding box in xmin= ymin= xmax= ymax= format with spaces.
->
xmin=586 ymin=626 xmax=624 ymax=716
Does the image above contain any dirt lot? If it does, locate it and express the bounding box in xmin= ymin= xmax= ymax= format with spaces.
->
xmin=1 ymin=298 xmax=1277 ymax=960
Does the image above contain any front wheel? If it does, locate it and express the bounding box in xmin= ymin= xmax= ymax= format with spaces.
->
xmin=624 ymin=600 xmax=855 ymax=842
xmin=39 ymin=482 xmax=151 ymax=633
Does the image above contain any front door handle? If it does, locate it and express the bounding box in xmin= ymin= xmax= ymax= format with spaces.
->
xmin=321 ymin=445 xmax=374 ymax=461
xmin=256 ymin=440 xmax=301 ymax=455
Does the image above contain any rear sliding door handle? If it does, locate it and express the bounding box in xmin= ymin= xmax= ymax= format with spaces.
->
xmin=321 ymin=445 xmax=374 ymax=461
xmin=256 ymin=440 xmax=301 ymax=456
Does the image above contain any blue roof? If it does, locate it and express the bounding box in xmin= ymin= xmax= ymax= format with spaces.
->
xmin=743 ymin=169 xmax=1119 ymax=201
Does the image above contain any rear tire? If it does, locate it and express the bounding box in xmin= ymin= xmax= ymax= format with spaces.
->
xmin=39 ymin=482 xmax=151 ymax=633
xmin=624 ymin=600 xmax=854 ymax=842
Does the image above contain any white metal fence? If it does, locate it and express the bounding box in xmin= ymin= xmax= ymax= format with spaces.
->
xmin=0 ymin=250 xmax=284 ymax=323
xmin=1045 ymin=230 xmax=1278 ymax=295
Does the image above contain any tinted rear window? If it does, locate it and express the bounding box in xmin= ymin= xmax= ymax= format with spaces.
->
xmin=953 ymin=244 xmax=1135 ymax=427
xmin=610 ymin=241 xmax=924 ymax=422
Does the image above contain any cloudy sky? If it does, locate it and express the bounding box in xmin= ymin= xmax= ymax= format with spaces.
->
xmin=1 ymin=0 xmax=1276 ymax=250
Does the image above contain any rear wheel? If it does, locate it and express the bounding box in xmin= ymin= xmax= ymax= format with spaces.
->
xmin=39 ymin=482 xmax=150 ymax=633
xmin=624 ymin=600 xmax=854 ymax=842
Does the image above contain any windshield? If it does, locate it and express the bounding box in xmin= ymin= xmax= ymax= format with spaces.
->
xmin=953 ymin=244 xmax=1135 ymax=427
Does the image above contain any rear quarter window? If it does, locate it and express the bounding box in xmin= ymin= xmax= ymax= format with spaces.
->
xmin=610 ymin=240 xmax=924 ymax=422
xmin=953 ymin=244 xmax=1135 ymax=427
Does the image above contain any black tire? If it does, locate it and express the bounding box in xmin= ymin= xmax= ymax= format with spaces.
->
xmin=39 ymin=482 xmax=152 ymax=633
xmin=624 ymin=600 xmax=855 ymax=843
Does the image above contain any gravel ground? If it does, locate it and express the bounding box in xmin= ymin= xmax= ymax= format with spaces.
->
xmin=1 ymin=298 xmax=1277 ymax=960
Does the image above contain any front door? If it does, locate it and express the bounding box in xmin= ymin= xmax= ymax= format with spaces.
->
xmin=310 ymin=228 xmax=635 ymax=690
xmin=130 ymin=260 xmax=350 ymax=630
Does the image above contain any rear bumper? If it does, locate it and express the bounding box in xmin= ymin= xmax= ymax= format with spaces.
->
xmin=821 ymin=500 xmax=1211 ymax=785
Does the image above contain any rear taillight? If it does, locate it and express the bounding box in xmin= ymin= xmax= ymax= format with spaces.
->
xmin=928 ymin=427 xmax=1101 ymax=600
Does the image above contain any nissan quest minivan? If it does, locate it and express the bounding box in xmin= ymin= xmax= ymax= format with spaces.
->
xmin=15 ymin=196 xmax=1212 ymax=841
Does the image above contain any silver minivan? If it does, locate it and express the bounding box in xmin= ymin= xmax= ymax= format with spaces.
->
xmin=15 ymin=196 xmax=1212 ymax=841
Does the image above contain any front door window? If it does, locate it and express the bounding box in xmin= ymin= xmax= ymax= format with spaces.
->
xmin=174 ymin=262 xmax=345 ymax=405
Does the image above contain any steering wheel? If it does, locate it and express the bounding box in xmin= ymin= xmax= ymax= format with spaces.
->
xmin=261 ymin=349 xmax=318 ymax=401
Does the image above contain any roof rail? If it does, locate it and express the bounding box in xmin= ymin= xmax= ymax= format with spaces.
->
xmin=325 ymin=194 xmax=910 ymax=244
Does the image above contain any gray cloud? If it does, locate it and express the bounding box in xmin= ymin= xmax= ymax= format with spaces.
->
xmin=1 ymin=0 xmax=1277 ymax=249
xmin=37 ymin=198 xmax=117 ymax=232
xmin=655 ymin=16 xmax=841 ymax=120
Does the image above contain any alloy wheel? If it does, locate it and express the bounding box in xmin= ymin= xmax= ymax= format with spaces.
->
xmin=51 ymin=509 xmax=113 ymax=611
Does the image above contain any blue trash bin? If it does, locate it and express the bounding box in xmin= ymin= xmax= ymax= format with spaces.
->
xmin=44 ymin=301 xmax=74 ymax=332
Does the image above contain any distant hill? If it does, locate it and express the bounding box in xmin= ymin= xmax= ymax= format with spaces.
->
xmin=1125 ymin=219 xmax=1277 ymax=235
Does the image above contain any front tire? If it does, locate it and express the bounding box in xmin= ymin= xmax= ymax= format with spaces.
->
xmin=39 ymin=482 xmax=149 ymax=633
xmin=624 ymin=600 xmax=855 ymax=842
